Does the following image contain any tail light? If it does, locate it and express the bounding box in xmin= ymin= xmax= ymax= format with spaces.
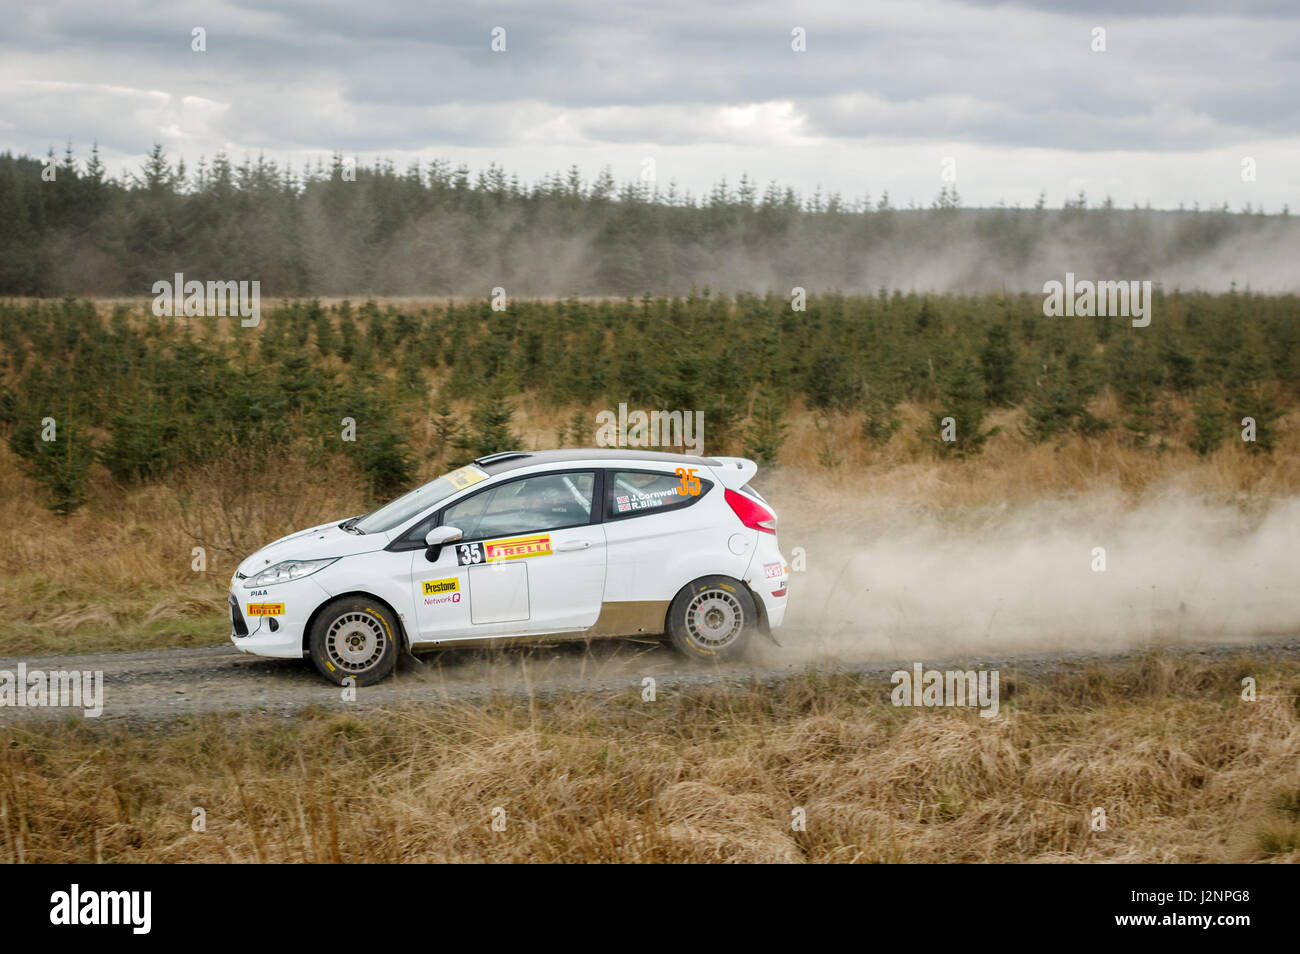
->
xmin=725 ymin=488 xmax=777 ymax=534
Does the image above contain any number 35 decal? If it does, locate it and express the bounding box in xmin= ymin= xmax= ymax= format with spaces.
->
xmin=456 ymin=542 xmax=485 ymax=566
xmin=674 ymin=466 xmax=701 ymax=496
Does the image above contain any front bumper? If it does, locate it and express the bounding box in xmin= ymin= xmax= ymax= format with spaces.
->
xmin=228 ymin=576 xmax=326 ymax=658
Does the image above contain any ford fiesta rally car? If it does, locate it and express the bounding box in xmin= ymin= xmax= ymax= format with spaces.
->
xmin=230 ymin=450 xmax=789 ymax=685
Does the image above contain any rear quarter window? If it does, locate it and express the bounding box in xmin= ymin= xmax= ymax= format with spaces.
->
xmin=606 ymin=469 xmax=712 ymax=520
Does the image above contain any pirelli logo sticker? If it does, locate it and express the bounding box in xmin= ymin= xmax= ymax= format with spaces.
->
xmin=246 ymin=602 xmax=284 ymax=616
xmin=456 ymin=534 xmax=553 ymax=565
xmin=486 ymin=534 xmax=552 ymax=561
xmin=422 ymin=578 xmax=460 ymax=595
xmin=444 ymin=465 xmax=488 ymax=490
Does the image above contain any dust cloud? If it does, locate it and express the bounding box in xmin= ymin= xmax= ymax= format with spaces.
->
xmin=354 ymin=207 xmax=1300 ymax=298
xmin=765 ymin=491 xmax=1300 ymax=665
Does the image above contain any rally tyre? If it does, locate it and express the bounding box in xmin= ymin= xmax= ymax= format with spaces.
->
xmin=308 ymin=597 xmax=401 ymax=686
xmin=667 ymin=575 xmax=756 ymax=662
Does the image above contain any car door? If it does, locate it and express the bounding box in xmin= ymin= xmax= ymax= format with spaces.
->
xmin=411 ymin=469 xmax=606 ymax=640
xmin=408 ymin=542 xmax=475 ymax=641
xmin=600 ymin=467 xmax=720 ymax=604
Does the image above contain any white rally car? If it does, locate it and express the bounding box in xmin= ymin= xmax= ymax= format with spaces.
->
xmin=229 ymin=450 xmax=789 ymax=684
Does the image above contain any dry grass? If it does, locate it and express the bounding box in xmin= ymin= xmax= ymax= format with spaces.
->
xmin=0 ymin=446 xmax=367 ymax=654
xmin=777 ymin=398 xmax=1300 ymax=509
xmin=1 ymin=392 xmax=1296 ymax=655
xmin=0 ymin=652 xmax=1296 ymax=863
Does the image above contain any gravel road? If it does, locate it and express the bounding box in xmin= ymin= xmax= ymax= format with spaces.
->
xmin=1 ymin=631 xmax=1295 ymax=728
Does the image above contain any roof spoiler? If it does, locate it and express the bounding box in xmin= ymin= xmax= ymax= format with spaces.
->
xmin=706 ymin=456 xmax=759 ymax=491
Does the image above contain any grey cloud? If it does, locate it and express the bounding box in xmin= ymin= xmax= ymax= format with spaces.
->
xmin=0 ymin=0 xmax=1296 ymax=162
xmin=959 ymin=0 xmax=1300 ymax=17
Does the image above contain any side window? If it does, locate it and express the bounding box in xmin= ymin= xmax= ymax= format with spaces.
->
xmin=606 ymin=469 xmax=711 ymax=519
xmin=442 ymin=471 xmax=596 ymax=540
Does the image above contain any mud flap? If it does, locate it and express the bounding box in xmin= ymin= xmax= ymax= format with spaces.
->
xmin=747 ymin=582 xmax=783 ymax=647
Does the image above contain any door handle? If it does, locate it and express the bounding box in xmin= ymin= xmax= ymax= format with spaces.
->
xmin=557 ymin=539 xmax=593 ymax=551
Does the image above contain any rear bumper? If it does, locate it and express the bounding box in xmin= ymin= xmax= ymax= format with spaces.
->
xmin=758 ymin=588 xmax=788 ymax=629
xmin=745 ymin=547 xmax=789 ymax=630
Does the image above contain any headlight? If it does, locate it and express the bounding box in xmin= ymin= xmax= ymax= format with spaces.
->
xmin=242 ymin=559 xmax=337 ymax=588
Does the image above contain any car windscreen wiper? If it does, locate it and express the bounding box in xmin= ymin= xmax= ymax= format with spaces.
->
xmin=340 ymin=515 xmax=365 ymax=534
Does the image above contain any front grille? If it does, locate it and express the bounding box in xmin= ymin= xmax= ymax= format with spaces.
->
xmin=230 ymin=594 xmax=249 ymax=637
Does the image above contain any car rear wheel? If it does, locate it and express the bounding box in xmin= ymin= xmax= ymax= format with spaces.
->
xmin=666 ymin=575 xmax=756 ymax=661
xmin=308 ymin=596 xmax=400 ymax=686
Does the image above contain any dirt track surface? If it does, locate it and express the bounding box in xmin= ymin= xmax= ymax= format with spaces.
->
xmin=1 ymin=632 xmax=1297 ymax=728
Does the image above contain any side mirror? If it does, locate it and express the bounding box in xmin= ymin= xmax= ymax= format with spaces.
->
xmin=425 ymin=525 xmax=463 ymax=547
xmin=424 ymin=525 xmax=463 ymax=562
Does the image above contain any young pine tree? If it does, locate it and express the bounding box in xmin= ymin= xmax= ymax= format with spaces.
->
xmin=742 ymin=390 xmax=788 ymax=467
xmin=450 ymin=398 xmax=518 ymax=464
xmin=979 ymin=323 xmax=1020 ymax=406
xmin=933 ymin=358 xmax=994 ymax=457
xmin=1190 ymin=392 xmax=1222 ymax=460
xmin=428 ymin=400 xmax=460 ymax=464
xmin=11 ymin=416 xmax=96 ymax=515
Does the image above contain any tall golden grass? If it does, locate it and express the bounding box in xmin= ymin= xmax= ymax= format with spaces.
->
xmin=1 ymin=653 xmax=1296 ymax=862
xmin=0 ymin=396 xmax=1296 ymax=655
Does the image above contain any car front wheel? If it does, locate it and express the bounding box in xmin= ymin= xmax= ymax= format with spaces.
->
xmin=666 ymin=575 xmax=756 ymax=661
xmin=308 ymin=596 xmax=401 ymax=686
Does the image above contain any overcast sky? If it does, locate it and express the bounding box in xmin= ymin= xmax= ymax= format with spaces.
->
xmin=2 ymin=0 xmax=1297 ymax=209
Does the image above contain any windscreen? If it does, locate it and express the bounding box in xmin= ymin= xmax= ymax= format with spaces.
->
xmin=352 ymin=465 xmax=488 ymax=534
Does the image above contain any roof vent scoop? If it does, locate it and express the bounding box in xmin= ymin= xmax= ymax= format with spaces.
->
xmin=474 ymin=451 xmax=532 ymax=466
